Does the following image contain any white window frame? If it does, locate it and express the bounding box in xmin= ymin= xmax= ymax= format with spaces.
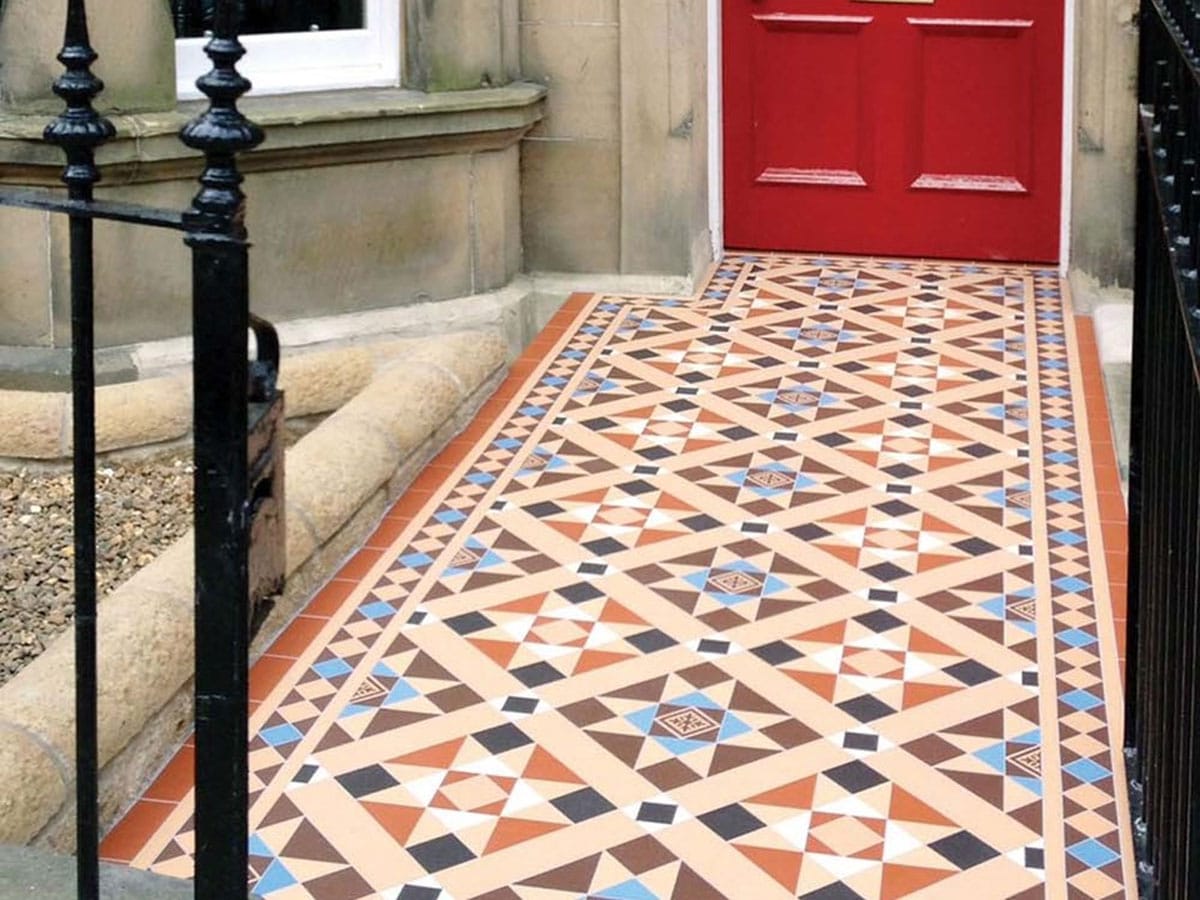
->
xmin=176 ymin=0 xmax=401 ymax=99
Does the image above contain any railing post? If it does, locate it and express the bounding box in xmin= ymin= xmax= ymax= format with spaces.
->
xmin=179 ymin=0 xmax=264 ymax=895
xmin=41 ymin=2 xmax=114 ymax=897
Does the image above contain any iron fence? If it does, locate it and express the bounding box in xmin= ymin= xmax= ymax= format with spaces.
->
xmin=1127 ymin=0 xmax=1200 ymax=896
xmin=0 ymin=1 xmax=284 ymax=897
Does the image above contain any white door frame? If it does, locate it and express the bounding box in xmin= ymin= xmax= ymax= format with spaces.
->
xmin=705 ymin=0 xmax=1076 ymax=268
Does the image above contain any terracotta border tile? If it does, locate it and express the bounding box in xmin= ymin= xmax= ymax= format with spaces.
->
xmin=99 ymin=799 xmax=175 ymax=864
xmin=142 ymin=744 xmax=195 ymax=804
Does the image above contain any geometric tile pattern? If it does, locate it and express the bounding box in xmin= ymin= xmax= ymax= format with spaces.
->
xmin=114 ymin=255 xmax=1134 ymax=898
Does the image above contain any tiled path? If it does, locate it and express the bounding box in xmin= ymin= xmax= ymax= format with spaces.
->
xmin=105 ymin=256 xmax=1134 ymax=898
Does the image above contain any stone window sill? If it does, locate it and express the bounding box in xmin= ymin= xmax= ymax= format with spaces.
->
xmin=0 ymin=83 xmax=546 ymax=179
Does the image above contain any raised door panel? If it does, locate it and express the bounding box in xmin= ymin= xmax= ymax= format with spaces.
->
xmin=750 ymin=14 xmax=874 ymax=188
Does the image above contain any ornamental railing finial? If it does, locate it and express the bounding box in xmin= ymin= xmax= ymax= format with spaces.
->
xmin=43 ymin=0 xmax=116 ymax=199
xmin=180 ymin=0 xmax=265 ymax=235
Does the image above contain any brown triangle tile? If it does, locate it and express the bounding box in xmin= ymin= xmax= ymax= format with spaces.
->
xmin=591 ymin=731 xmax=645 ymax=767
xmin=404 ymin=652 xmax=456 ymax=681
xmin=363 ymin=708 xmax=434 ymax=739
xmin=303 ymin=866 xmax=374 ymax=898
xmin=709 ymin=744 xmax=777 ymax=774
xmin=281 ymin=820 xmax=346 ymax=864
xmin=670 ymin=864 xmax=727 ymax=900
xmin=610 ymin=835 xmax=677 ymax=875
xmin=609 ymin=676 xmax=670 ymax=702
xmin=520 ymin=853 xmax=602 ymax=891
xmin=642 ymin=758 xmax=699 ymax=790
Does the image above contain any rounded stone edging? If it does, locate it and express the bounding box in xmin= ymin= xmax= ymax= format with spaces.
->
xmin=0 ymin=344 xmax=379 ymax=462
xmin=0 ymin=329 xmax=508 ymax=846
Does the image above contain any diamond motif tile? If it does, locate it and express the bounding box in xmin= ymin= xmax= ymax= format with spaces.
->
xmin=111 ymin=256 xmax=1132 ymax=899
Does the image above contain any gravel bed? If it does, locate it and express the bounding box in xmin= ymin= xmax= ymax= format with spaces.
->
xmin=0 ymin=454 xmax=195 ymax=686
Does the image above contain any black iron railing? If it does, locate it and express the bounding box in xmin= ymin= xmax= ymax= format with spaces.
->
xmin=0 ymin=2 xmax=284 ymax=898
xmin=1127 ymin=1 xmax=1200 ymax=896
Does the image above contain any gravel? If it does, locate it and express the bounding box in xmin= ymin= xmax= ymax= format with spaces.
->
xmin=0 ymin=454 xmax=195 ymax=686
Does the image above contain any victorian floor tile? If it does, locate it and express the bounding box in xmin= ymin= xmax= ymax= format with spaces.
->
xmin=105 ymin=255 xmax=1135 ymax=898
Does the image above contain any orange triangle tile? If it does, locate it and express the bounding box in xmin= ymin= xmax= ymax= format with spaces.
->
xmin=475 ymin=800 xmax=509 ymax=816
xmin=523 ymin=747 xmax=582 ymax=784
xmin=735 ymin=844 xmax=803 ymax=891
xmin=495 ymin=594 xmax=550 ymax=614
xmin=796 ymin=621 xmax=847 ymax=645
xmin=916 ymin=554 xmax=963 ymax=573
xmin=573 ymin=649 xmax=634 ymax=675
xmin=485 ymin=818 xmax=566 ymax=854
xmin=906 ymin=629 xmax=959 ymax=656
xmin=388 ymin=738 xmax=462 ymax=769
xmin=441 ymin=770 xmax=473 ymax=785
xmin=749 ymin=776 xmax=816 ymax=809
xmin=637 ymin=529 xmax=687 ymax=546
xmin=920 ymin=514 xmax=961 ymax=533
xmin=429 ymin=791 xmax=457 ymax=810
xmin=362 ymin=803 xmax=423 ymax=846
xmin=880 ymin=863 xmax=955 ymax=900
xmin=828 ymin=509 xmax=869 ymax=525
xmin=902 ymin=682 xmax=961 ymax=708
xmin=927 ymin=457 xmax=967 ymax=471
xmin=600 ymin=600 xmax=648 ymax=625
xmin=468 ymin=639 xmax=519 ymax=668
xmin=820 ymin=544 xmax=862 ymax=567
xmin=889 ymin=787 xmax=956 ymax=826
xmin=547 ymin=521 xmax=589 ymax=542
xmin=787 ymin=671 xmax=838 ymax=702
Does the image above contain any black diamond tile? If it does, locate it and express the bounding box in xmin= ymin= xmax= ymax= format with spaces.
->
xmin=559 ymin=582 xmax=605 ymax=604
xmin=773 ymin=431 xmax=799 ymax=442
xmin=944 ymin=659 xmax=999 ymax=686
xmin=868 ymin=588 xmax=898 ymax=603
xmin=629 ymin=349 xmax=656 ymax=359
xmin=293 ymin=763 xmax=318 ymax=784
xmin=883 ymin=463 xmax=922 ymax=479
xmin=796 ymin=360 xmax=820 ymax=369
xmin=628 ymin=629 xmax=677 ymax=654
xmin=473 ymin=723 xmax=533 ymax=754
xmin=524 ymin=501 xmax=565 ymax=518
xmin=336 ymin=764 xmax=399 ymax=798
xmin=863 ymin=562 xmax=910 ymax=582
xmin=634 ymin=464 xmax=661 ymax=475
xmin=962 ymin=443 xmax=996 ymax=459
xmin=1022 ymin=670 xmax=1039 ymax=686
xmin=930 ymin=831 xmax=1000 ymax=869
xmin=698 ymin=803 xmax=765 ymax=840
xmin=741 ymin=521 xmax=769 ymax=534
xmin=683 ymin=514 xmax=722 ymax=532
xmin=825 ymin=760 xmax=888 ymax=793
xmin=899 ymin=401 xmax=923 ymax=410
xmin=837 ymin=695 xmax=896 ymax=723
xmin=512 ymin=662 xmax=566 ymax=688
xmin=816 ymin=433 xmax=853 ymax=448
xmin=843 ymin=732 xmax=879 ymax=752
xmin=1025 ymin=847 xmax=1045 ymax=869
xmin=789 ymin=523 xmax=831 ymax=541
xmin=698 ymin=639 xmax=731 ymax=655
xmin=680 ymin=371 xmax=709 ymax=384
xmin=839 ymin=361 xmax=868 ymax=373
xmin=892 ymin=414 xmax=926 ymax=429
xmin=855 ymin=609 xmax=904 ymax=633
xmin=665 ymin=398 xmax=698 ymax=412
xmin=408 ymin=834 xmax=476 ymax=873
xmin=896 ymin=386 xmax=928 ymax=398
xmin=698 ymin=334 xmax=726 ymax=346
xmin=967 ymin=368 xmax=995 ymax=381
xmin=955 ymin=537 xmax=998 ymax=555
xmin=398 ymin=886 xmax=442 ymax=900
xmin=721 ymin=426 xmax=757 ymax=441
xmin=407 ymin=611 xmax=428 ymax=625
xmin=876 ymin=499 xmax=917 ymax=517
xmin=752 ymin=356 xmax=780 ymax=367
xmin=640 ymin=446 xmax=675 ymax=461
xmin=752 ymin=640 xmax=802 ymax=665
xmin=502 ymin=696 xmax=539 ymax=715
xmin=584 ymin=416 xmax=618 ymax=431
xmin=578 ymin=562 xmax=609 ymax=576
xmin=636 ymin=802 xmax=678 ymax=825
xmin=675 ymin=387 xmax=700 ymax=396
xmin=553 ymin=787 xmax=615 ymax=823
xmin=885 ymin=483 xmax=914 ymax=495
xmin=445 ymin=611 xmax=494 ymax=635
xmin=619 ymin=479 xmax=657 ymax=496
xmin=584 ymin=537 xmax=627 ymax=557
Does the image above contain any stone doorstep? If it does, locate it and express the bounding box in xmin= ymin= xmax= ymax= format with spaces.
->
xmin=0 ymin=844 xmax=197 ymax=900
xmin=0 ymin=328 xmax=510 ymax=852
xmin=1093 ymin=301 xmax=1133 ymax=487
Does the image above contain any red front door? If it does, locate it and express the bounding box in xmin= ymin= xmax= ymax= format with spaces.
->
xmin=722 ymin=0 xmax=1065 ymax=262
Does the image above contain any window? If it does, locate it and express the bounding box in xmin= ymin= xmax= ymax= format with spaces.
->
xmin=174 ymin=1 xmax=401 ymax=99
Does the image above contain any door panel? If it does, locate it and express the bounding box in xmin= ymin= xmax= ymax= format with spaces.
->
xmin=723 ymin=0 xmax=1065 ymax=262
